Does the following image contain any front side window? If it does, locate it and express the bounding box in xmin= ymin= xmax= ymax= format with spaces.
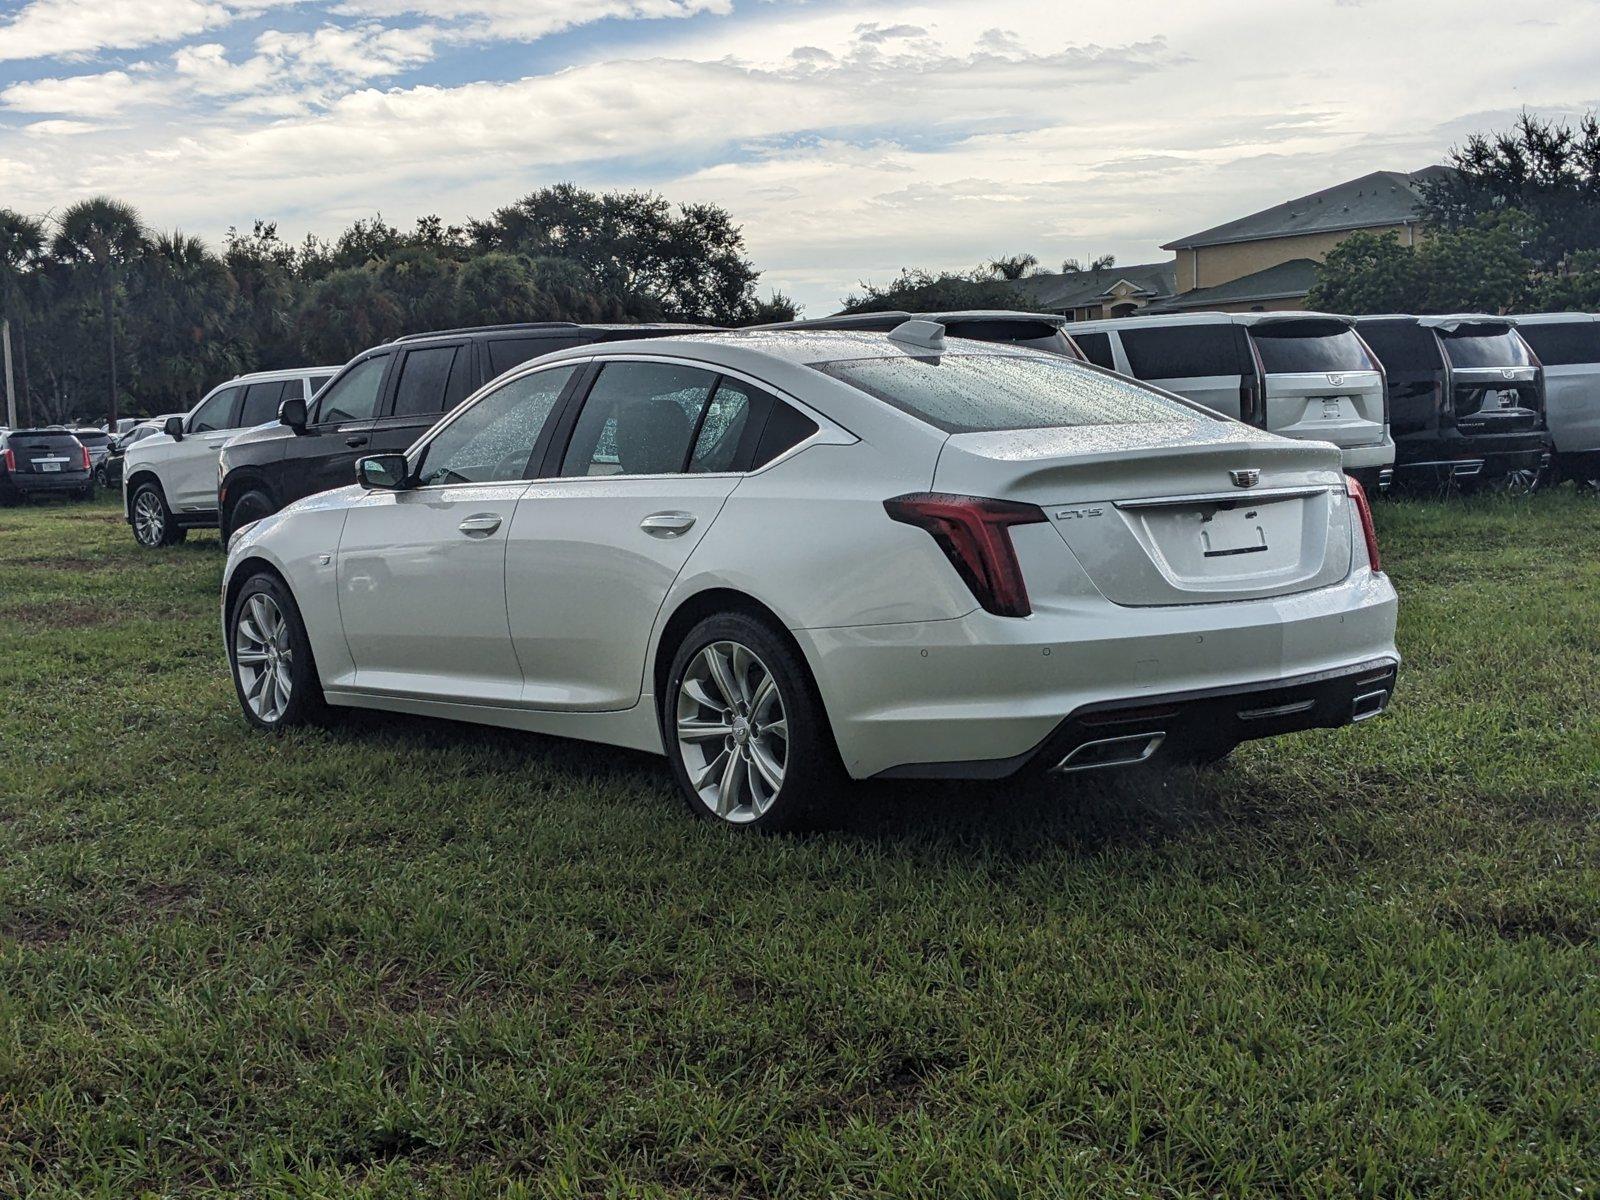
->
xmin=813 ymin=353 xmax=1204 ymax=435
xmin=314 ymin=354 xmax=389 ymax=424
xmin=1250 ymin=322 xmax=1376 ymax=373
xmin=414 ymin=366 xmax=576 ymax=486
xmin=190 ymin=386 xmax=241 ymax=433
xmin=239 ymin=380 xmax=291 ymax=427
xmin=1440 ymin=327 xmax=1533 ymax=369
xmin=561 ymin=362 xmax=717 ymax=477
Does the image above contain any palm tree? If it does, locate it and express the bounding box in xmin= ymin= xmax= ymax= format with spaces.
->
xmin=988 ymin=253 xmax=1040 ymax=281
xmin=0 ymin=209 xmax=45 ymax=427
xmin=51 ymin=197 xmax=147 ymax=428
xmin=128 ymin=231 xmax=243 ymax=408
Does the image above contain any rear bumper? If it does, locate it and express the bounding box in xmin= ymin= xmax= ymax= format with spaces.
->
xmin=1335 ymin=435 xmax=1395 ymax=473
xmin=3 ymin=472 xmax=91 ymax=495
xmin=1393 ymin=430 xmax=1552 ymax=483
xmin=796 ymin=566 xmax=1400 ymax=779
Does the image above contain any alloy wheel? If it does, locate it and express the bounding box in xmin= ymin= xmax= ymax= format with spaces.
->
xmin=234 ymin=593 xmax=294 ymax=723
xmin=1499 ymin=468 xmax=1541 ymax=498
xmin=675 ymin=640 xmax=788 ymax=823
xmin=133 ymin=490 xmax=166 ymax=546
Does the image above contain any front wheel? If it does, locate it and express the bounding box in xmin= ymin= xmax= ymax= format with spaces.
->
xmin=228 ymin=572 xmax=326 ymax=731
xmin=223 ymin=489 xmax=275 ymax=541
xmin=662 ymin=612 xmax=844 ymax=831
xmin=130 ymin=482 xmax=187 ymax=547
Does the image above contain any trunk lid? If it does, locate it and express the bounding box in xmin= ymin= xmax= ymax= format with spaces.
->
xmin=934 ymin=422 xmax=1354 ymax=606
xmin=1449 ymin=367 xmax=1542 ymax=436
xmin=7 ymin=431 xmax=87 ymax=476
xmin=1262 ymin=371 xmax=1386 ymax=447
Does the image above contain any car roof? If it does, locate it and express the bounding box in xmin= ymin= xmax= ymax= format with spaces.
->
xmin=758 ymin=310 xmax=1068 ymax=331
xmin=1064 ymin=309 xmax=1353 ymax=332
xmin=392 ymin=321 xmax=723 ymax=344
xmin=1353 ymin=314 xmax=1516 ymax=332
xmin=1509 ymin=312 xmax=1600 ymax=326
xmin=222 ymin=366 xmax=342 ymax=385
xmin=527 ymin=328 xmax=1068 ymax=371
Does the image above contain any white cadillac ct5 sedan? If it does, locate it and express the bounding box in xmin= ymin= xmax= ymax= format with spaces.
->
xmin=221 ymin=323 xmax=1399 ymax=829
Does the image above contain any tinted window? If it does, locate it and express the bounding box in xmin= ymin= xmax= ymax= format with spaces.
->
xmin=689 ymin=379 xmax=756 ymax=473
xmin=1250 ymin=323 xmax=1375 ymax=373
xmin=314 ymin=355 xmax=388 ymax=424
xmin=309 ymin=374 xmax=335 ymax=395
xmin=391 ymin=345 xmax=459 ymax=418
xmin=561 ymin=362 xmax=717 ymax=477
xmin=1120 ymin=324 xmax=1246 ymax=379
xmin=190 ymin=386 xmax=241 ymax=433
xmin=72 ymin=430 xmax=111 ymax=446
xmin=814 ymin=354 xmax=1201 ymax=434
xmin=752 ymin=400 xmax=817 ymax=468
xmin=415 ymin=366 xmax=576 ymax=486
xmin=239 ymin=380 xmax=291 ymax=427
xmin=487 ymin=336 xmax=583 ymax=377
xmin=1440 ymin=328 xmax=1532 ymax=368
xmin=1514 ymin=321 xmax=1600 ymax=367
xmin=1073 ymin=330 xmax=1117 ymax=370
xmin=1356 ymin=322 xmax=1442 ymax=372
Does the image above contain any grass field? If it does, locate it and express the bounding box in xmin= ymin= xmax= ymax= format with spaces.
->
xmin=1 ymin=492 xmax=1597 ymax=1198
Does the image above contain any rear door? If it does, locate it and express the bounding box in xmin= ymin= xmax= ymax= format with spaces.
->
xmin=1247 ymin=318 xmax=1387 ymax=449
xmin=1356 ymin=321 xmax=1443 ymax=438
xmin=280 ymin=352 xmax=393 ymax=502
xmin=1512 ymin=320 xmax=1600 ymax=453
xmin=170 ymin=384 xmax=243 ymax=510
xmin=364 ymin=340 xmax=476 ymax=459
xmin=1437 ymin=325 xmax=1543 ymax=436
xmin=505 ymin=360 xmax=752 ymax=710
xmin=1116 ymin=323 xmax=1256 ymax=422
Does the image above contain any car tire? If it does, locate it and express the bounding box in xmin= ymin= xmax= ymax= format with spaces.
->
xmin=94 ymin=463 xmax=110 ymax=488
xmin=227 ymin=571 xmax=327 ymax=732
xmin=130 ymin=481 xmax=186 ymax=547
xmin=223 ymin=489 xmax=274 ymax=541
xmin=662 ymin=611 xmax=845 ymax=831
xmin=76 ymin=485 xmax=94 ymax=501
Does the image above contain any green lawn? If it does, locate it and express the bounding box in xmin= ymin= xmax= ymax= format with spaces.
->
xmin=1 ymin=492 xmax=1597 ymax=1199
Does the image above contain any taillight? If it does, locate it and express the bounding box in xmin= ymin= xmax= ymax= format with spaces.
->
xmin=884 ymin=492 xmax=1046 ymax=617
xmin=2 ymin=448 xmax=13 ymax=472
xmin=1345 ymin=475 xmax=1381 ymax=574
xmin=80 ymin=444 xmax=92 ymax=470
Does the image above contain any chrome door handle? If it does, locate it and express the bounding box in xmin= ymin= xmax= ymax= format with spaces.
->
xmin=457 ymin=513 xmax=502 ymax=537
xmin=345 ymin=436 xmax=368 ymax=448
xmin=640 ymin=511 xmax=696 ymax=537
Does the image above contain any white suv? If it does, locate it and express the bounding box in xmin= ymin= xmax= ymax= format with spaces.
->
xmin=123 ymin=366 xmax=337 ymax=547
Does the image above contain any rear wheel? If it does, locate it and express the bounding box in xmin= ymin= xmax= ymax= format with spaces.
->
xmin=1481 ymin=466 xmax=1542 ymax=498
xmin=131 ymin=481 xmax=186 ymax=547
xmin=228 ymin=572 xmax=325 ymax=731
xmin=663 ymin=612 xmax=844 ymax=831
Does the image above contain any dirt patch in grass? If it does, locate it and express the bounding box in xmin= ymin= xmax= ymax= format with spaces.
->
xmin=1432 ymin=892 xmax=1598 ymax=945
xmin=7 ymin=600 xmax=120 ymax=628
xmin=0 ymin=911 xmax=74 ymax=946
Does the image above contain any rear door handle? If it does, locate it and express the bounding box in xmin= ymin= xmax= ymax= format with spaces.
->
xmin=345 ymin=436 xmax=369 ymax=448
xmin=458 ymin=514 xmax=502 ymax=537
xmin=640 ymin=511 xmax=696 ymax=537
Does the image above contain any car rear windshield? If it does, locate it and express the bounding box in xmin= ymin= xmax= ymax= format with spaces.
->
xmin=1249 ymin=322 xmax=1375 ymax=373
xmin=1440 ymin=327 xmax=1532 ymax=368
xmin=811 ymin=353 xmax=1204 ymax=434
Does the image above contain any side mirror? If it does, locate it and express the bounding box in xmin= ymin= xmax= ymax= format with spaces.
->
xmin=163 ymin=415 xmax=185 ymax=441
xmin=356 ymin=453 xmax=410 ymax=491
xmin=278 ymin=395 xmax=308 ymax=432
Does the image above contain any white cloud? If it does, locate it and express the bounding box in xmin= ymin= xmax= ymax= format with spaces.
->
xmin=0 ymin=69 xmax=172 ymax=117
xmin=21 ymin=117 xmax=106 ymax=136
xmin=333 ymin=0 xmax=731 ymax=42
xmin=0 ymin=0 xmax=291 ymax=63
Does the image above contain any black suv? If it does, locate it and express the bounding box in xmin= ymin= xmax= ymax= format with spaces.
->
xmin=757 ymin=310 xmax=1085 ymax=359
xmin=0 ymin=428 xmax=93 ymax=503
xmin=217 ymin=321 xmax=717 ymax=536
xmin=1353 ymin=315 xmax=1553 ymax=491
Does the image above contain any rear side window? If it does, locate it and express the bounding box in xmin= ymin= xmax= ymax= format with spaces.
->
xmin=1514 ymin=321 xmax=1600 ymax=367
xmin=190 ymin=385 xmax=241 ymax=433
xmin=1119 ymin=325 xmax=1246 ymax=379
xmin=486 ymin=336 xmax=584 ymax=376
xmin=1073 ymin=330 xmax=1117 ymax=370
xmin=239 ymin=380 xmax=291 ymax=427
xmin=689 ymin=379 xmax=755 ymax=474
xmin=813 ymin=354 xmax=1202 ymax=434
xmin=1356 ymin=322 xmax=1441 ymax=372
xmin=1250 ymin=323 xmax=1375 ymax=373
xmin=752 ymin=400 xmax=817 ymax=467
xmin=391 ymin=345 xmax=463 ymax=418
xmin=309 ymin=374 xmax=335 ymax=395
xmin=73 ymin=430 xmax=110 ymax=446
xmin=1440 ymin=328 xmax=1532 ymax=368
xmin=561 ymin=362 xmax=718 ymax=477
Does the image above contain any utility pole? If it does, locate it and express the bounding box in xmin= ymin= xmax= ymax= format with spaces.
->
xmin=2 ymin=318 xmax=16 ymax=429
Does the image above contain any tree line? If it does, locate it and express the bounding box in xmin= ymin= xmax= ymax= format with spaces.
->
xmin=0 ymin=184 xmax=796 ymax=429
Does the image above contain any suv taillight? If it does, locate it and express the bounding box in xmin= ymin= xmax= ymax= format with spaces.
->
xmin=883 ymin=492 xmax=1046 ymax=617
xmin=1345 ymin=475 xmax=1382 ymax=574
xmin=1 ymin=448 xmax=13 ymax=472
xmin=80 ymin=444 xmax=92 ymax=471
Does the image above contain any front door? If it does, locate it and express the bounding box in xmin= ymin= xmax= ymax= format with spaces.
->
xmin=335 ymin=363 xmax=579 ymax=704
xmin=171 ymin=384 xmax=243 ymax=511
xmin=282 ymin=353 xmax=391 ymax=505
xmin=506 ymin=360 xmax=746 ymax=711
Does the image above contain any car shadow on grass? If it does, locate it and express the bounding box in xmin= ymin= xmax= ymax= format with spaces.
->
xmin=320 ymin=706 xmax=1237 ymax=859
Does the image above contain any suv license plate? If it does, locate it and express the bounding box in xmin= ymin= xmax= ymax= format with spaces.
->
xmin=39 ymin=461 xmax=62 ymax=472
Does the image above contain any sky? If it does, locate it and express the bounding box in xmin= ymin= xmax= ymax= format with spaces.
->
xmin=1 ymin=0 xmax=1597 ymax=315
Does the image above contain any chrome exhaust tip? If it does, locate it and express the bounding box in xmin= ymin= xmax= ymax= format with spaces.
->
xmin=1450 ymin=460 xmax=1485 ymax=478
xmin=1351 ymin=689 xmax=1390 ymax=723
xmin=1054 ymin=731 xmax=1165 ymax=773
